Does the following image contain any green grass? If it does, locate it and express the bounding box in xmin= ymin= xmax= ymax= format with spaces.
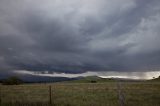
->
xmin=0 ymin=80 xmax=160 ymax=106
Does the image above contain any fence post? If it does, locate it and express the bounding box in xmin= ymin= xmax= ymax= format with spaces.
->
xmin=0 ymin=85 xmax=1 ymax=106
xmin=49 ymin=85 xmax=52 ymax=106
xmin=117 ymin=81 xmax=126 ymax=106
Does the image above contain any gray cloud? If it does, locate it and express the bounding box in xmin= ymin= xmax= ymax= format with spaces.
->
xmin=0 ymin=0 xmax=160 ymax=75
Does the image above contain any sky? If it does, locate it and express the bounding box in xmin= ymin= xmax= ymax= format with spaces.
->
xmin=0 ymin=0 xmax=160 ymax=79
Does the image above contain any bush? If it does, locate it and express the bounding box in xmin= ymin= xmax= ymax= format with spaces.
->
xmin=90 ymin=80 xmax=97 ymax=83
xmin=2 ymin=76 xmax=23 ymax=85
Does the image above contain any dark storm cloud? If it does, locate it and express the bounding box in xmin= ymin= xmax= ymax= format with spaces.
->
xmin=0 ymin=0 xmax=160 ymax=75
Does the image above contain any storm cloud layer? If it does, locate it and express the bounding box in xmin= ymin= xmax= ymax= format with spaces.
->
xmin=0 ymin=0 xmax=160 ymax=75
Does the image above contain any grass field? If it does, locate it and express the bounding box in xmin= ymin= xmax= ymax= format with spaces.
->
xmin=0 ymin=80 xmax=160 ymax=106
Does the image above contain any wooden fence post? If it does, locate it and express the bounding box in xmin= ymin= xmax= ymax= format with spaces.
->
xmin=49 ymin=85 xmax=52 ymax=106
xmin=0 ymin=86 xmax=1 ymax=106
xmin=117 ymin=82 xmax=126 ymax=106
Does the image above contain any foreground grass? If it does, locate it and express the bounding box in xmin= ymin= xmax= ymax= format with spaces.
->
xmin=0 ymin=83 xmax=118 ymax=106
xmin=123 ymin=82 xmax=160 ymax=106
xmin=0 ymin=81 xmax=160 ymax=106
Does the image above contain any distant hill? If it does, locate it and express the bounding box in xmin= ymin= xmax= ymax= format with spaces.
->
xmin=0 ymin=74 xmax=145 ymax=84
xmin=0 ymin=75 xmax=116 ymax=84
xmin=67 ymin=76 xmax=116 ymax=83
xmin=0 ymin=74 xmax=80 ymax=83
xmin=23 ymin=75 xmax=81 ymax=83
xmin=150 ymin=76 xmax=160 ymax=81
xmin=66 ymin=76 xmax=145 ymax=83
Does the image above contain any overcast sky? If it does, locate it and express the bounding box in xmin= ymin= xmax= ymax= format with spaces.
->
xmin=0 ymin=0 xmax=160 ymax=78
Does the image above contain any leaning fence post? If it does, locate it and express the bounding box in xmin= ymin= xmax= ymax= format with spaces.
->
xmin=49 ymin=85 xmax=52 ymax=106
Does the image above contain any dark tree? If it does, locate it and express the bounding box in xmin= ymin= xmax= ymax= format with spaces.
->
xmin=2 ymin=76 xmax=23 ymax=85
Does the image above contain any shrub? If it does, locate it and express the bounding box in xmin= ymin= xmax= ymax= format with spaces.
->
xmin=90 ymin=80 xmax=97 ymax=83
xmin=2 ymin=76 xmax=23 ymax=85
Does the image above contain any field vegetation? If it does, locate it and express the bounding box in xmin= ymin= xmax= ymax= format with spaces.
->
xmin=0 ymin=77 xmax=160 ymax=106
